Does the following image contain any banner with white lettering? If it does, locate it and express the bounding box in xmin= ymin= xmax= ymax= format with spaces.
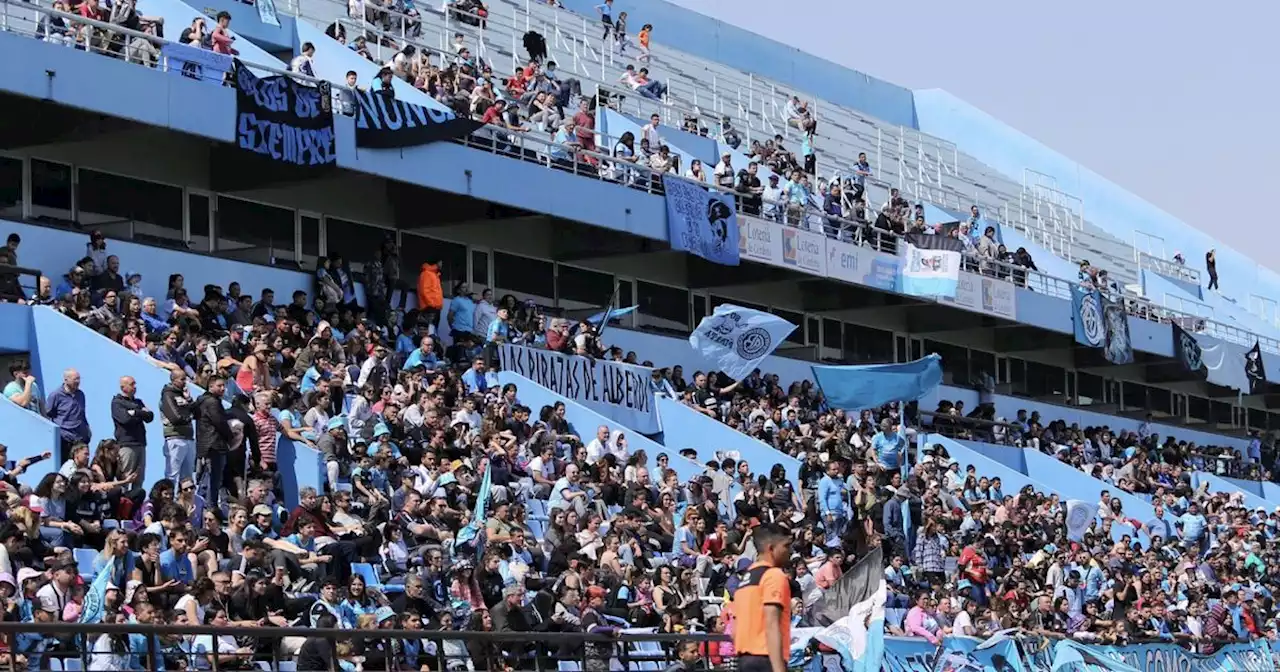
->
xmin=354 ymin=90 xmax=483 ymax=149
xmin=232 ymin=61 xmax=335 ymax=173
xmin=162 ymin=43 xmax=233 ymax=85
xmin=497 ymin=344 xmax=660 ymax=434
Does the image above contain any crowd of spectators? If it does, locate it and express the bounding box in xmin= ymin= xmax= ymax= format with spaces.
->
xmin=1 ymin=224 xmax=1280 ymax=671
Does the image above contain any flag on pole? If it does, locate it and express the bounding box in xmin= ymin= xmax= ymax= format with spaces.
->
xmin=79 ymin=566 xmax=113 ymax=624
xmin=689 ymin=303 xmax=796 ymax=379
xmin=812 ymin=547 xmax=886 ymax=672
xmin=455 ymin=461 xmax=492 ymax=548
xmin=1064 ymin=499 xmax=1098 ymax=542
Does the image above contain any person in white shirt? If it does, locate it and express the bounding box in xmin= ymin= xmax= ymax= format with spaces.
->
xmin=685 ymin=158 xmax=707 ymax=183
xmin=952 ymin=599 xmax=978 ymax=636
xmin=713 ymin=153 xmax=735 ymax=190
xmin=451 ymin=397 xmax=482 ymax=430
xmin=191 ymin=608 xmax=255 ymax=670
xmin=36 ymin=561 xmax=75 ymax=616
xmin=289 ymin=42 xmax=315 ymax=78
xmin=641 ymin=113 xmax=662 ymax=149
xmin=584 ymin=425 xmax=610 ymax=462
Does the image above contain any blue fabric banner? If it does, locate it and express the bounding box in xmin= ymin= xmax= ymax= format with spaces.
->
xmin=1101 ymin=296 xmax=1133 ymax=365
xmin=664 ymin=177 xmax=740 ymax=266
xmin=898 ymin=234 xmax=964 ymax=298
xmin=1053 ymin=640 xmax=1275 ymax=672
xmin=689 ymin=303 xmax=796 ymax=379
xmin=79 ymin=564 xmax=113 ymax=624
xmin=812 ymin=354 xmax=943 ymax=411
xmin=1072 ymin=287 xmax=1104 ymax=348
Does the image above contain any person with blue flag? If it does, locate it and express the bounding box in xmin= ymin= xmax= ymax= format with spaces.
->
xmin=816 ymin=460 xmax=848 ymax=544
xmin=872 ymin=417 xmax=908 ymax=472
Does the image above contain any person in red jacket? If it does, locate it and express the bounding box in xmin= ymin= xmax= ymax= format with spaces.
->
xmin=416 ymin=261 xmax=443 ymax=331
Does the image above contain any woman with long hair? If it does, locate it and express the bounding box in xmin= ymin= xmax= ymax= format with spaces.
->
xmin=136 ymin=478 xmax=174 ymax=526
xmin=339 ymin=573 xmax=382 ymax=628
xmin=32 ymin=472 xmax=79 ymax=548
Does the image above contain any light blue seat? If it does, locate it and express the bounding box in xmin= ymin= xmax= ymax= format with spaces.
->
xmin=352 ymin=562 xmax=404 ymax=594
xmin=73 ymin=548 xmax=98 ymax=578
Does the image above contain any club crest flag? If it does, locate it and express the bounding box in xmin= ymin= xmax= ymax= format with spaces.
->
xmin=689 ymin=304 xmax=795 ymax=379
xmin=1172 ymin=323 xmax=1203 ymax=373
xmin=665 ymin=177 xmax=740 ymax=266
xmin=1072 ymin=287 xmax=1104 ymax=348
xmin=1102 ymin=296 xmax=1133 ymax=365
xmin=1065 ymin=499 xmax=1097 ymax=542
xmin=898 ymin=233 xmax=964 ymax=298
xmin=1246 ymin=340 xmax=1267 ymax=395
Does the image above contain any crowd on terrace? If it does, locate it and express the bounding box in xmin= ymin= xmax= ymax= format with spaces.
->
xmin=0 ymin=225 xmax=1274 ymax=671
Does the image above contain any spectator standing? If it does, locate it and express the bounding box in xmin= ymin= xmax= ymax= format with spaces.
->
xmin=46 ymin=368 xmax=90 ymax=462
xmin=194 ymin=376 xmax=233 ymax=511
xmin=290 ymin=42 xmax=316 ymax=77
xmin=4 ymin=360 xmax=41 ymax=413
xmin=416 ymin=259 xmax=443 ymax=333
xmin=1206 ymin=249 xmax=1218 ymax=291
xmin=210 ymin=11 xmax=237 ymax=56
xmin=160 ymin=370 xmax=196 ymax=484
xmin=111 ymin=375 xmax=153 ymax=485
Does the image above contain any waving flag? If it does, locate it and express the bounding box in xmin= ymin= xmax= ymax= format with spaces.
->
xmin=1065 ymin=499 xmax=1098 ymax=542
xmin=79 ymin=566 xmax=113 ymax=624
xmin=690 ymin=304 xmax=796 ymax=379
xmin=455 ymin=461 xmax=492 ymax=549
xmin=813 ymin=547 xmax=886 ymax=672
xmin=812 ymin=354 xmax=943 ymax=411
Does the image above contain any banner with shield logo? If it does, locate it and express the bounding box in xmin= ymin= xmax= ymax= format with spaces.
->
xmin=1072 ymin=287 xmax=1105 ymax=348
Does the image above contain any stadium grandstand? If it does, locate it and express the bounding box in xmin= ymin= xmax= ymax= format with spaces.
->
xmin=0 ymin=0 xmax=1278 ymax=670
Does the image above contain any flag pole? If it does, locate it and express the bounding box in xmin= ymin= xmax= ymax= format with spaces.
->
xmin=597 ymin=282 xmax=622 ymax=340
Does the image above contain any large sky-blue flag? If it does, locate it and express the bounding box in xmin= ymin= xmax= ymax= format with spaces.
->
xmin=455 ymin=461 xmax=492 ymax=548
xmin=812 ymin=354 xmax=943 ymax=410
xmin=690 ymin=303 xmax=796 ymax=379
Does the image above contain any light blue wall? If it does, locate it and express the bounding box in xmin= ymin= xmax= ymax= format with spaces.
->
xmin=656 ymin=396 xmax=799 ymax=482
xmin=0 ymin=396 xmax=59 ymax=486
xmin=1021 ymin=448 xmax=1155 ymax=522
xmin=1014 ymin=286 xmax=1073 ymax=334
xmin=198 ymin=0 xmax=297 ymax=53
xmin=912 ymin=88 xmax=1280 ymax=324
xmin=296 ymin=21 xmax=451 ymax=113
xmin=598 ymin=108 xmax=702 ymax=172
xmin=0 ymin=303 xmax=32 ymax=354
xmin=0 ymin=31 xmax=231 ymax=141
xmin=620 ymin=112 xmax=720 ymax=166
xmin=925 ymin=384 xmax=1249 ymax=452
xmin=1141 ymin=269 xmax=1201 ymax=303
xmin=1190 ymin=471 xmax=1272 ymax=511
xmin=1001 ymin=226 xmax=1078 ymax=284
xmin=924 ymin=434 xmax=1042 ymax=497
xmin=274 ymin=436 xmax=325 ymax=507
xmin=496 ymin=371 xmax=702 ymax=482
xmin=29 ymin=307 xmax=172 ymax=490
xmin=556 ymin=0 xmax=917 ymax=129
xmin=139 ymin=0 xmax=286 ymax=70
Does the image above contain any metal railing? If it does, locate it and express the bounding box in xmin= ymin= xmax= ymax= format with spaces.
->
xmin=0 ymin=620 xmax=730 ymax=672
xmin=1138 ymin=251 xmax=1201 ymax=286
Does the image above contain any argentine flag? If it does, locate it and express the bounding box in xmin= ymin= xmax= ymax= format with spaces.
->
xmin=689 ymin=303 xmax=796 ymax=379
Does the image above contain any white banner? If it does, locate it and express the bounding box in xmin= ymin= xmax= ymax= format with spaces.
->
xmin=825 ymin=239 xmax=900 ymax=291
xmin=941 ymin=272 xmax=1018 ymax=320
xmin=498 ymin=344 xmax=660 ymax=434
xmin=162 ymin=43 xmax=234 ymax=85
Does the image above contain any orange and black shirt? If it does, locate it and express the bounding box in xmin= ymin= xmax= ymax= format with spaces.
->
xmin=732 ymin=562 xmax=792 ymax=656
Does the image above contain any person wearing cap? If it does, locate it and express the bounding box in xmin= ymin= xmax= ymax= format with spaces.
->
xmin=713 ymin=152 xmax=735 ymax=190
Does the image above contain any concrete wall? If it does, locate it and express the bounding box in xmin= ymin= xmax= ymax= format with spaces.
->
xmin=656 ymin=395 xmax=799 ymax=482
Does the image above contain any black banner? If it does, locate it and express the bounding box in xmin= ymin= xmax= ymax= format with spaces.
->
xmin=233 ymin=62 xmax=335 ymax=171
xmin=354 ymin=90 xmax=483 ymax=149
xmin=1246 ymin=340 xmax=1267 ymax=394
xmin=1171 ymin=322 xmax=1203 ymax=373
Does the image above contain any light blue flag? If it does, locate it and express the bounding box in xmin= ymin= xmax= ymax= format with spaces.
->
xmin=689 ymin=303 xmax=796 ymax=379
xmin=664 ymin=176 xmax=740 ymax=266
xmin=811 ymin=354 xmax=943 ymax=411
xmin=79 ymin=565 xmax=113 ymax=624
xmin=587 ymin=305 xmax=637 ymax=325
xmin=455 ymin=461 xmax=492 ymax=548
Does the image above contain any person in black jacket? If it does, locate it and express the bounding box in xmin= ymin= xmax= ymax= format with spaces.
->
xmin=111 ymin=375 xmax=153 ymax=486
xmin=194 ymin=376 xmax=233 ymax=512
xmin=159 ymin=369 xmax=196 ymax=485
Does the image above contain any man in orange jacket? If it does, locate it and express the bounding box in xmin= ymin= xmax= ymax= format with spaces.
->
xmin=416 ymin=260 xmax=443 ymax=331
